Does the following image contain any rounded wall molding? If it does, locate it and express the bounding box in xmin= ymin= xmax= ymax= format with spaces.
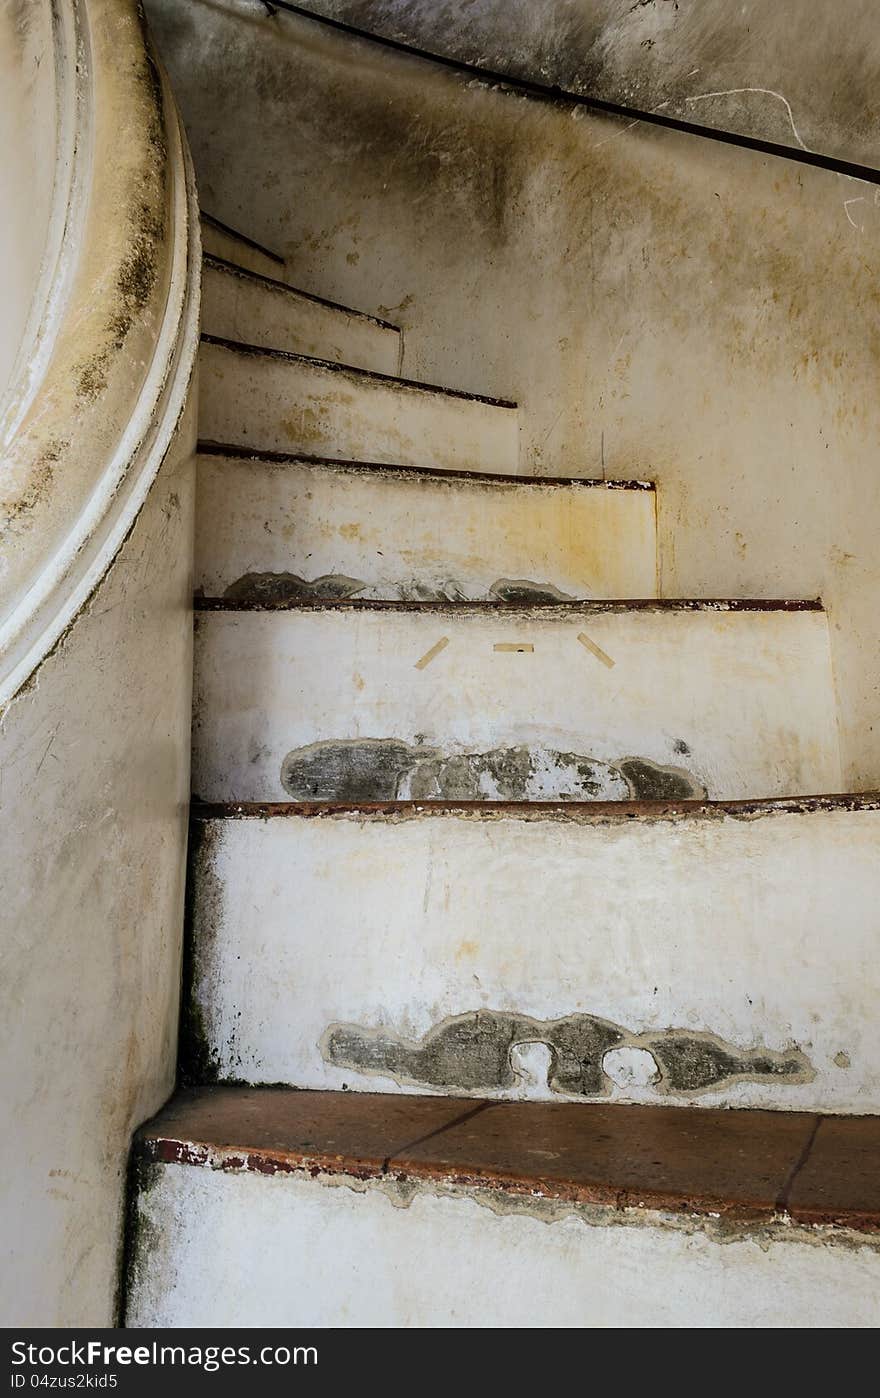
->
xmin=0 ymin=0 xmax=200 ymax=707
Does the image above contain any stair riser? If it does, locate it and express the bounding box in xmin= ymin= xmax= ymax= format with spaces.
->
xmin=195 ymin=456 xmax=657 ymax=603
xmin=201 ymin=263 xmax=400 ymax=375
xmin=127 ymin=1162 xmax=880 ymax=1327
xmin=200 ymin=221 xmax=284 ymax=282
xmin=198 ymin=341 xmax=518 ymax=472
xmin=189 ymin=805 xmax=880 ymax=1111
xmin=192 ymin=608 xmax=840 ymax=803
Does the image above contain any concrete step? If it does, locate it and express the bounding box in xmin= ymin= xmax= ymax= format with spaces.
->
xmin=198 ymin=337 xmax=518 ymax=473
xmin=194 ymin=448 xmax=657 ymax=604
xmin=126 ymin=1087 xmax=880 ymax=1326
xmin=200 ymin=211 xmax=286 ymax=282
xmin=191 ymin=600 xmax=840 ymax=803
xmin=201 ymin=256 xmax=401 ymax=375
xmin=185 ymin=796 xmax=880 ymax=1114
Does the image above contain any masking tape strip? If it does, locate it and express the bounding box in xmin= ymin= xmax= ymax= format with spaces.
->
xmin=414 ymin=636 xmax=450 ymax=669
xmin=577 ymin=632 xmax=615 ymax=668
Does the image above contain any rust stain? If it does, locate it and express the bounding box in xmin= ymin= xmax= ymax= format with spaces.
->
xmin=195 ymin=596 xmax=824 ymax=613
xmin=190 ymin=792 xmax=880 ymax=823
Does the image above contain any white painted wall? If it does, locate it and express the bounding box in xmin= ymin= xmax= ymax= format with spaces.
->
xmin=191 ymin=803 xmax=880 ymax=1112
xmin=127 ymin=1162 xmax=880 ymax=1327
xmin=192 ymin=606 xmax=840 ymax=802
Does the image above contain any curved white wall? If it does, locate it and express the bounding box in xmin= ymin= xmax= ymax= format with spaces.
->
xmin=0 ymin=1 xmax=58 ymax=404
xmin=0 ymin=0 xmax=198 ymax=708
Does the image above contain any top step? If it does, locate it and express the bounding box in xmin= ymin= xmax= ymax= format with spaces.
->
xmin=201 ymin=256 xmax=402 ymax=377
xmin=200 ymin=211 xmax=286 ymax=282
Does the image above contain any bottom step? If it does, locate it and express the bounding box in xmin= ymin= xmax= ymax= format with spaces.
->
xmin=126 ymin=1088 xmax=880 ymax=1328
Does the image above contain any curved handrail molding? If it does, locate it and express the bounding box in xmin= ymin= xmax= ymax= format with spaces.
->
xmin=0 ymin=0 xmax=200 ymax=706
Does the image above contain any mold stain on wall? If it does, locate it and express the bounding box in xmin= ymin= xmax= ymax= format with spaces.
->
xmin=280 ymin=738 xmax=706 ymax=802
xmin=322 ymin=1008 xmax=814 ymax=1098
xmin=221 ymin=571 xmax=595 ymax=604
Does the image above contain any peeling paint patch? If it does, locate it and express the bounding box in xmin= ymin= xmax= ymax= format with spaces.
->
xmin=399 ymin=580 xmax=470 ymax=602
xmin=280 ymin=739 xmax=706 ymax=802
xmin=323 ymin=1010 xmax=624 ymax=1095
xmin=323 ymin=1009 xmax=814 ymax=1098
xmin=400 ymin=746 xmax=628 ymax=800
xmin=489 ymin=578 xmax=576 ymax=604
xmin=223 ymin=571 xmax=366 ymax=602
xmin=617 ymin=757 xmax=705 ymax=801
xmin=280 ymin=738 xmax=421 ymax=801
xmin=648 ymin=1034 xmax=813 ymax=1094
xmin=223 ymin=574 xmax=585 ymax=604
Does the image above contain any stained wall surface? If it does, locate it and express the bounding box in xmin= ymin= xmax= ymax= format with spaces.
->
xmin=146 ymin=0 xmax=880 ymax=787
xmin=0 ymin=412 xmax=196 ymax=1326
xmin=301 ymin=0 xmax=880 ymax=168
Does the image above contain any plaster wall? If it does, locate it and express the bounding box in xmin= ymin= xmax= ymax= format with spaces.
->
xmin=191 ymin=606 xmax=840 ymax=803
xmin=146 ymin=0 xmax=880 ymax=787
xmin=189 ymin=803 xmax=880 ymax=1113
xmin=0 ymin=407 xmax=196 ymax=1326
xmin=303 ymin=0 xmax=880 ymax=169
xmin=127 ymin=1160 xmax=880 ymax=1327
xmin=0 ymin=1 xmax=57 ymax=406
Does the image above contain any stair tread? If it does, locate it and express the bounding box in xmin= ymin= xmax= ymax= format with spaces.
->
xmin=137 ymin=1086 xmax=880 ymax=1231
xmin=203 ymin=253 xmax=400 ymax=332
xmin=196 ymin=440 xmax=655 ymax=489
xmin=190 ymin=792 xmax=880 ymax=820
xmin=200 ymin=210 xmax=285 ymax=266
xmin=200 ymin=333 xmax=517 ymax=407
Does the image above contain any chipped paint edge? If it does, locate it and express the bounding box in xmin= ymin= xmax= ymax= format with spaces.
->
xmin=129 ymin=1131 xmax=880 ymax=1243
xmin=193 ymin=595 xmax=824 ymax=613
xmin=189 ymin=791 xmax=880 ymax=825
xmin=195 ymin=440 xmax=656 ymax=488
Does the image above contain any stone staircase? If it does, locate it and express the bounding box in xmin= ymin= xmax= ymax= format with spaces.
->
xmin=125 ymin=213 xmax=880 ymax=1327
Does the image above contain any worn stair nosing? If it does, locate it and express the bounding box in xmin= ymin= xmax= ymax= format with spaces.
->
xmin=200 ymin=209 xmax=286 ymax=266
xmin=193 ymin=595 xmax=823 ymax=613
xmin=195 ymin=440 xmax=654 ymax=489
xmin=202 ymin=252 xmax=401 ymax=333
xmin=189 ymin=792 xmax=880 ymax=822
xmin=132 ymin=1129 xmax=782 ymax=1223
xmin=200 ymin=333 xmax=518 ymax=408
xmin=134 ymin=1089 xmax=880 ymax=1233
